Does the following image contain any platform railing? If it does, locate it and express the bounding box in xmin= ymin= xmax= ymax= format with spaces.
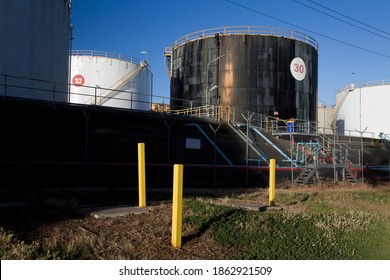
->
xmin=172 ymin=26 xmax=319 ymax=50
xmin=71 ymin=50 xmax=143 ymax=65
xmin=0 ymin=73 xmax=190 ymax=112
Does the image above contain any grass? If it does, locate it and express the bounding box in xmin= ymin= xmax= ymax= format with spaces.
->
xmin=1 ymin=184 xmax=390 ymax=259
xmin=0 ymin=227 xmax=85 ymax=260
xmin=183 ymin=185 xmax=390 ymax=259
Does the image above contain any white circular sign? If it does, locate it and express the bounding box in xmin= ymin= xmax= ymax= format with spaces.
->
xmin=290 ymin=57 xmax=306 ymax=81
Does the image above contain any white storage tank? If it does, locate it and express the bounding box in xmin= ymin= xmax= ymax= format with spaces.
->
xmin=334 ymin=81 xmax=390 ymax=138
xmin=70 ymin=51 xmax=152 ymax=110
xmin=0 ymin=0 xmax=72 ymax=102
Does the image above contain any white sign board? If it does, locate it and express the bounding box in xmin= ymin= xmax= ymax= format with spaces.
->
xmin=290 ymin=57 xmax=306 ymax=81
xmin=186 ymin=138 xmax=201 ymax=149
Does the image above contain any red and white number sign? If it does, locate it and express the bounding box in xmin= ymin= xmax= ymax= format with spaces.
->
xmin=72 ymin=74 xmax=85 ymax=86
xmin=290 ymin=57 xmax=306 ymax=81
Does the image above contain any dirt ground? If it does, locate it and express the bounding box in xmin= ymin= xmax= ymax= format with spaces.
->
xmin=1 ymin=202 xmax=235 ymax=260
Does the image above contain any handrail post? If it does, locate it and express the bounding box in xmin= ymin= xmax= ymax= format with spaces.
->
xmin=4 ymin=74 xmax=7 ymax=99
xmin=94 ymin=87 xmax=97 ymax=105
xmin=53 ymin=81 xmax=56 ymax=102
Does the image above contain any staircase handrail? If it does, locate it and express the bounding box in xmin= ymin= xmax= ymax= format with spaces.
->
xmin=164 ymin=47 xmax=172 ymax=79
xmin=228 ymin=122 xmax=270 ymax=164
xmin=84 ymin=62 xmax=148 ymax=105
xmin=229 ymin=107 xmax=266 ymax=129
xmin=379 ymin=132 xmax=390 ymax=151
xmin=98 ymin=62 xmax=149 ymax=105
xmin=252 ymin=127 xmax=297 ymax=166
xmin=314 ymin=130 xmax=358 ymax=165
xmin=173 ymin=105 xmax=221 ymax=120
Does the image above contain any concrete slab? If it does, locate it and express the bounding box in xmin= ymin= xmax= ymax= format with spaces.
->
xmin=261 ymin=205 xmax=283 ymax=212
xmin=233 ymin=203 xmax=262 ymax=211
xmin=81 ymin=205 xmax=151 ymax=218
xmin=230 ymin=202 xmax=283 ymax=212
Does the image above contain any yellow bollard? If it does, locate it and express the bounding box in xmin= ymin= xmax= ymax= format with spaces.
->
xmin=171 ymin=164 xmax=184 ymax=249
xmin=138 ymin=143 xmax=146 ymax=207
xmin=269 ymin=159 xmax=276 ymax=206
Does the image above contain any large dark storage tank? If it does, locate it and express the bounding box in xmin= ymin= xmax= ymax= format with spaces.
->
xmin=170 ymin=26 xmax=318 ymax=121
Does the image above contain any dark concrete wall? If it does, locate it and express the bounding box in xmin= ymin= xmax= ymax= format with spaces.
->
xmin=0 ymin=98 xmax=269 ymax=203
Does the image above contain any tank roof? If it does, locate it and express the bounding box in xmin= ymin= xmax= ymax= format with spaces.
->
xmin=336 ymin=79 xmax=390 ymax=95
xmin=71 ymin=50 xmax=142 ymax=65
xmin=171 ymin=26 xmax=319 ymax=51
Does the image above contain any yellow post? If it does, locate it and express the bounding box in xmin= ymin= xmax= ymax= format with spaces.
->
xmin=226 ymin=105 xmax=231 ymax=123
xmin=269 ymin=159 xmax=276 ymax=206
xmin=138 ymin=143 xmax=146 ymax=207
xmin=171 ymin=164 xmax=184 ymax=249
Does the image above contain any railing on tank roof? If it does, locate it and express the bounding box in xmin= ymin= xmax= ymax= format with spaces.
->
xmin=335 ymin=79 xmax=390 ymax=120
xmin=71 ymin=50 xmax=143 ymax=65
xmin=172 ymin=26 xmax=319 ymax=51
xmin=336 ymin=79 xmax=390 ymax=94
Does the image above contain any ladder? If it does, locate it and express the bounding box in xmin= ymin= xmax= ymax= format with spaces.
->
xmin=85 ymin=62 xmax=148 ymax=105
xmin=228 ymin=123 xmax=270 ymax=164
xmin=345 ymin=165 xmax=358 ymax=183
xmin=164 ymin=47 xmax=172 ymax=79
xmin=295 ymin=165 xmax=319 ymax=184
xmin=295 ymin=164 xmax=358 ymax=184
xmin=379 ymin=132 xmax=390 ymax=151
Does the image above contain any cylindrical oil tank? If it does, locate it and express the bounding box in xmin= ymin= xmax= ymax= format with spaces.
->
xmin=0 ymin=0 xmax=71 ymax=102
xmin=170 ymin=26 xmax=318 ymax=121
xmin=70 ymin=51 xmax=152 ymax=110
xmin=335 ymin=81 xmax=390 ymax=138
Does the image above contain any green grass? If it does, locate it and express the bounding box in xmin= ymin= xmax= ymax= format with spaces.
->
xmin=184 ymin=187 xmax=390 ymax=259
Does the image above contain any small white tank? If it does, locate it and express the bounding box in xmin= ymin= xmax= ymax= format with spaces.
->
xmin=69 ymin=51 xmax=152 ymax=110
xmin=335 ymin=81 xmax=390 ymax=138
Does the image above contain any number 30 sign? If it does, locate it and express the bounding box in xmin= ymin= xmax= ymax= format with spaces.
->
xmin=290 ymin=57 xmax=306 ymax=81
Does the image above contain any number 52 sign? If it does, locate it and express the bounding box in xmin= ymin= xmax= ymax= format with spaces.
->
xmin=290 ymin=57 xmax=306 ymax=81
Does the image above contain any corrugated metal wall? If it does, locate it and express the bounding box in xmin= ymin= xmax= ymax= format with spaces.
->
xmin=0 ymin=0 xmax=71 ymax=102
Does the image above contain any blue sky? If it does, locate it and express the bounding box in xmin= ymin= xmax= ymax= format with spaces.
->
xmin=71 ymin=0 xmax=390 ymax=106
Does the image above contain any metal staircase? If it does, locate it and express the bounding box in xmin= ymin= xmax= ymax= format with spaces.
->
xmin=295 ymin=164 xmax=358 ymax=184
xmin=252 ymin=127 xmax=295 ymax=166
xmin=173 ymin=104 xmax=361 ymax=184
xmin=345 ymin=165 xmax=358 ymax=182
xmin=85 ymin=61 xmax=149 ymax=105
xmin=295 ymin=165 xmax=319 ymax=184
xmin=228 ymin=123 xmax=270 ymax=164
xmin=164 ymin=47 xmax=172 ymax=79
xmin=379 ymin=132 xmax=390 ymax=151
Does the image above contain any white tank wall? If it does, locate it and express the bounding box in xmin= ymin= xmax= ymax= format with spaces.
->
xmin=336 ymin=83 xmax=390 ymax=138
xmin=317 ymin=104 xmax=334 ymax=134
xmin=0 ymin=0 xmax=71 ymax=102
xmin=70 ymin=52 xmax=152 ymax=110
